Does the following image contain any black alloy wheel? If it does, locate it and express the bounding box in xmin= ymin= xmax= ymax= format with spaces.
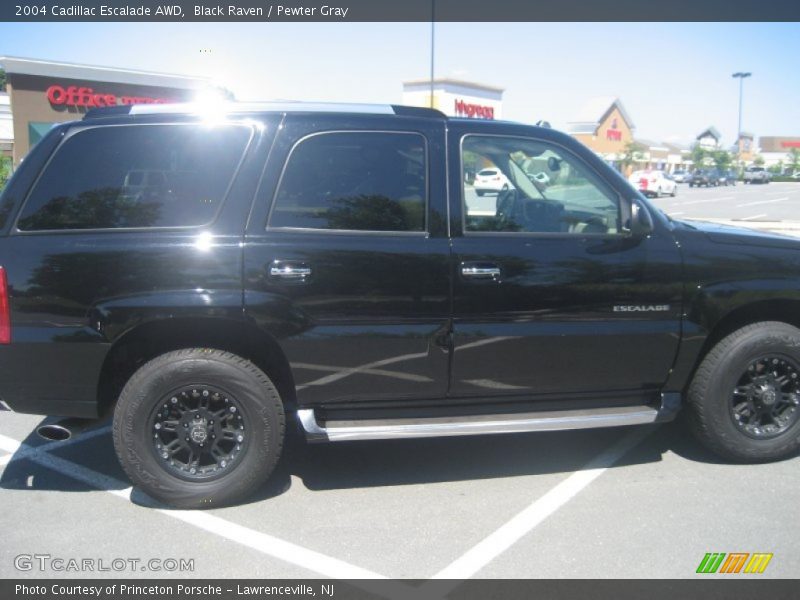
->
xmin=730 ymin=356 xmax=800 ymax=439
xmin=150 ymin=385 xmax=248 ymax=480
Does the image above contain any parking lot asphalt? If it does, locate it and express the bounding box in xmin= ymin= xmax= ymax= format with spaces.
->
xmin=640 ymin=181 xmax=800 ymax=223
xmin=466 ymin=181 xmax=800 ymax=228
xmin=1 ymin=407 xmax=798 ymax=584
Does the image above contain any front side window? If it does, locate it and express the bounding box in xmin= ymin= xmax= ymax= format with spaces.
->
xmin=18 ymin=124 xmax=251 ymax=231
xmin=269 ymin=131 xmax=426 ymax=232
xmin=462 ymin=135 xmax=620 ymax=234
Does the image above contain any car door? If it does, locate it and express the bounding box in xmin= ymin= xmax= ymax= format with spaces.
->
xmin=448 ymin=122 xmax=683 ymax=401
xmin=243 ymin=114 xmax=451 ymax=407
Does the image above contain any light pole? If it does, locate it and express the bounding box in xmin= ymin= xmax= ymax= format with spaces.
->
xmin=429 ymin=1 xmax=435 ymax=108
xmin=732 ymin=71 xmax=751 ymax=148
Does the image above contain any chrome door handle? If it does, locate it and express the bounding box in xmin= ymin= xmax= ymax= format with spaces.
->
xmin=461 ymin=263 xmax=501 ymax=280
xmin=269 ymin=261 xmax=311 ymax=281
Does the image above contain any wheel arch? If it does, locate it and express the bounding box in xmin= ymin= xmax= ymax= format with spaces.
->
xmin=97 ymin=317 xmax=296 ymax=417
xmin=684 ymin=298 xmax=800 ymax=393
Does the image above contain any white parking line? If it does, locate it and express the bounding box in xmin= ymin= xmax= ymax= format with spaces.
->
xmin=2 ymin=418 xmax=652 ymax=586
xmin=0 ymin=431 xmax=415 ymax=591
xmin=739 ymin=214 xmax=768 ymax=221
xmin=737 ymin=197 xmax=788 ymax=207
xmin=424 ymin=426 xmax=653 ymax=587
xmin=680 ymin=197 xmax=733 ymax=205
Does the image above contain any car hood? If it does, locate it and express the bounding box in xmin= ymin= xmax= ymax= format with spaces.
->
xmin=676 ymin=219 xmax=800 ymax=251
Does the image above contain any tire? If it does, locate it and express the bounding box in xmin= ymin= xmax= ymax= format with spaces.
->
xmin=687 ymin=322 xmax=800 ymax=462
xmin=670 ymin=186 xmax=677 ymax=197
xmin=476 ymin=190 xmax=485 ymax=197
xmin=113 ymin=348 xmax=285 ymax=508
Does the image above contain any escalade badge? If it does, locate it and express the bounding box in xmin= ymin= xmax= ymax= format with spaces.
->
xmin=613 ymin=305 xmax=670 ymax=312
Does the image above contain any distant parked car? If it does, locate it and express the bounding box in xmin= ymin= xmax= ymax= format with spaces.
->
xmin=688 ymin=169 xmax=720 ymax=187
xmin=474 ymin=168 xmax=512 ymax=196
xmin=672 ymin=170 xmax=689 ymax=183
xmin=743 ymin=166 xmax=771 ymax=184
xmin=715 ymin=169 xmax=738 ymax=186
xmin=628 ymin=170 xmax=677 ymax=197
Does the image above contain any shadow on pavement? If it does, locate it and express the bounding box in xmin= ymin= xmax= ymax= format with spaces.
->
xmin=1 ymin=412 xmax=754 ymax=508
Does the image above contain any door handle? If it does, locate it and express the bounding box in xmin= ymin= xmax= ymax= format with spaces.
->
xmin=461 ymin=262 xmax=501 ymax=280
xmin=269 ymin=260 xmax=312 ymax=281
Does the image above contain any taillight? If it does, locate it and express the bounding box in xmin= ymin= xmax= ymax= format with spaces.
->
xmin=0 ymin=267 xmax=10 ymax=344
xmin=639 ymin=178 xmax=648 ymax=189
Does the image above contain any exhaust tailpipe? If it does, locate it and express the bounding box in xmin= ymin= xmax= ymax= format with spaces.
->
xmin=36 ymin=418 xmax=96 ymax=442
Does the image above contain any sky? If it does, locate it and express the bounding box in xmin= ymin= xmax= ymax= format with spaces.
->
xmin=1 ymin=21 xmax=798 ymax=146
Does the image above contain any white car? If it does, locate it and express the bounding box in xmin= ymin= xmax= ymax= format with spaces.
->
xmin=473 ymin=168 xmax=511 ymax=196
xmin=628 ymin=170 xmax=677 ymax=198
xmin=671 ymin=170 xmax=689 ymax=183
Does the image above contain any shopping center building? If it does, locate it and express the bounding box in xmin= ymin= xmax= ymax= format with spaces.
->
xmin=0 ymin=56 xmax=211 ymax=165
xmin=402 ymin=78 xmax=503 ymax=120
xmin=758 ymin=136 xmax=800 ymax=169
xmin=567 ymin=96 xmax=691 ymax=174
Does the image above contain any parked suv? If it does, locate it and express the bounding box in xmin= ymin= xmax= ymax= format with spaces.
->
xmin=744 ymin=166 xmax=771 ymax=184
xmin=688 ymin=169 xmax=720 ymax=187
xmin=2 ymin=102 xmax=800 ymax=508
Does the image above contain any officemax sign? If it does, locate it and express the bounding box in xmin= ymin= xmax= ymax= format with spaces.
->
xmin=46 ymin=84 xmax=174 ymax=108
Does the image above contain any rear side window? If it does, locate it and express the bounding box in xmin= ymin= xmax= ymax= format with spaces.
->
xmin=269 ymin=131 xmax=426 ymax=232
xmin=17 ymin=124 xmax=251 ymax=231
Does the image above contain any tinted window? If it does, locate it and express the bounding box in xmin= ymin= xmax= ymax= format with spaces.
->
xmin=270 ymin=132 xmax=426 ymax=232
xmin=18 ymin=124 xmax=251 ymax=231
xmin=463 ymin=135 xmax=619 ymax=234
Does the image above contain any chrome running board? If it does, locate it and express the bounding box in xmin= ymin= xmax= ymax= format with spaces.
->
xmin=298 ymin=395 xmax=679 ymax=443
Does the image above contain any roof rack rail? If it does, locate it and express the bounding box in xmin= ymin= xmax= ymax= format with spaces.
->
xmin=390 ymin=105 xmax=447 ymax=118
xmin=83 ymin=105 xmax=134 ymax=120
xmin=81 ymin=101 xmax=448 ymax=120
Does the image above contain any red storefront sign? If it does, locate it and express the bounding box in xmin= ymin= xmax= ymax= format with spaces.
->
xmin=605 ymin=117 xmax=622 ymax=141
xmin=454 ymin=99 xmax=494 ymax=119
xmin=46 ymin=85 xmax=174 ymax=108
xmin=781 ymin=141 xmax=800 ymax=148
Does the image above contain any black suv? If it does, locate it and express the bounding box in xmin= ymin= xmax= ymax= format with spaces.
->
xmin=1 ymin=103 xmax=799 ymax=508
xmin=688 ymin=169 xmax=720 ymax=187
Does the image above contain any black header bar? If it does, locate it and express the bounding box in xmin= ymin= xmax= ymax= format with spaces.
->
xmin=2 ymin=0 xmax=799 ymax=22
xmin=3 ymin=579 xmax=800 ymax=600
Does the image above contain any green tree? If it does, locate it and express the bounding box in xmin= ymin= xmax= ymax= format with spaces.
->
xmin=690 ymin=144 xmax=710 ymax=169
xmin=0 ymin=156 xmax=11 ymax=192
xmin=754 ymin=155 xmax=765 ymax=166
xmin=0 ymin=68 xmax=6 ymax=92
xmin=619 ymin=141 xmax=646 ymax=174
xmin=787 ymin=148 xmax=800 ymax=174
xmin=711 ymin=150 xmax=732 ymax=170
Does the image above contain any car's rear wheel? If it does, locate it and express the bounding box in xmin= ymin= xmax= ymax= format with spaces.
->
xmin=687 ymin=322 xmax=800 ymax=462
xmin=476 ymin=190 xmax=485 ymax=196
xmin=112 ymin=348 xmax=285 ymax=508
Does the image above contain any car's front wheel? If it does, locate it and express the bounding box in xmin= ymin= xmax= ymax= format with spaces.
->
xmin=687 ymin=322 xmax=800 ymax=462
xmin=112 ymin=348 xmax=285 ymax=508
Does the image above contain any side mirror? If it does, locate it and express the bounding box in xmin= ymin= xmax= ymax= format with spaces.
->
xmin=624 ymin=199 xmax=654 ymax=237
